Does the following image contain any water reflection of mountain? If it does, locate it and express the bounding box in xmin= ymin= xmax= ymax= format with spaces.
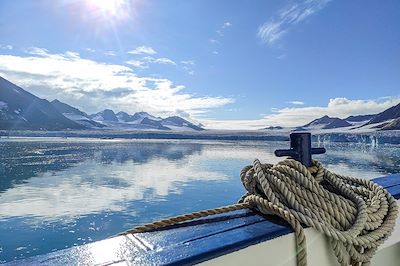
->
xmin=0 ymin=141 xmax=203 ymax=193
xmin=96 ymin=142 xmax=202 ymax=164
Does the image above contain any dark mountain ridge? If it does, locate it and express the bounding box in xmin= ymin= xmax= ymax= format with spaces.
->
xmin=0 ymin=77 xmax=83 ymax=130
xmin=345 ymin=114 xmax=376 ymax=123
xmin=302 ymin=115 xmax=351 ymax=129
xmin=51 ymin=99 xmax=106 ymax=128
xmin=366 ymin=103 xmax=400 ymax=125
xmin=51 ymin=99 xmax=90 ymax=118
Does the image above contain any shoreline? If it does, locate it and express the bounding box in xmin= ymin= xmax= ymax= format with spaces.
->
xmin=1 ymin=129 xmax=400 ymax=144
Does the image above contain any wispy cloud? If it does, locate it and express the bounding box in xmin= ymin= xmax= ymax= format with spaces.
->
xmin=25 ymin=47 xmax=50 ymax=56
xmin=258 ymin=0 xmax=331 ymax=45
xmin=181 ymin=60 xmax=195 ymax=66
xmin=201 ymin=97 xmax=400 ymax=130
xmin=104 ymin=51 xmax=116 ymax=56
xmin=0 ymin=44 xmax=13 ymax=50
xmin=0 ymin=48 xmax=233 ymax=116
xmin=216 ymin=21 xmax=232 ymax=36
xmin=126 ymin=56 xmax=177 ymax=69
xmin=180 ymin=60 xmax=196 ymax=75
xmin=287 ymin=100 xmax=304 ymax=105
xmin=148 ymin=57 xmax=176 ymax=65
xmin=128 ymin=46 xmax=157 ymax=55
xmin=222 ymin=22 xmax=232 ymax=29
xmin=211 ymin=21 xmax=232 ymax=54
xmin=125 ymin=59 xmax=148 ymax=69
xmin=277 ymin=54 xmax=287 ymax=60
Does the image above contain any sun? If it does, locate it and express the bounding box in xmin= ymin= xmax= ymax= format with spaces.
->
xmin=87 ymin=0 xmax=127 ymax=17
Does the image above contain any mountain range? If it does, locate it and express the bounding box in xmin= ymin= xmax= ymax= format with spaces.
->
xmin=0 ymin=76 xmax=204 ymax=131
xmin=1 ymin=76 xmax=399 ymax=132
xmin=292 ymin=103 xmax=400 ymax=132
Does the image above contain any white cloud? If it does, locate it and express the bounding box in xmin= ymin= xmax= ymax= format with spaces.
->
xmin=212 ymin=51 xmax=219 ymax=55
xmin=216 ymin=21 xmax=233 ymax=37
xmin=151 ymin=57 xmax=176 ymax=65
xmin=25 ymin=46 xmax=50 ymax=56
xmin=201 ymin=97 xmax=400 ymax=130
xmin=0 ymin=48 xmax=233 ymax=116
xmin=180 ymin=60 xmax=195 ymax=66
xmin=125 ymin=59 xmax=148 ymax=69
xmin=125 ymin=56 xmax=177 ymax=69
xmin=288 ymin=100 xmax=304 ymax=105
xmin=277 ymin=54 xmax=287 ymax=60
xmin=258 ymin=0 xmax=331 ymax=45
xmin=104 ymin=51 xmax=116 ymax=56
xmin=180 ymin=60 xmax=196 ymax=75
xmin=128 ymin=46 xmax=157 ymax=55
xmin=0 ymin=44 xmax=13 ymax=50
xmin=65 ymin=51 xmax=80 ymax=59
xmin=209 ymin=39 xmax=219 ymax=44
xmin=109 ymin=79 xmax=232 ymax=116
xmin=222 ymin=21 xmax=232 ymax=28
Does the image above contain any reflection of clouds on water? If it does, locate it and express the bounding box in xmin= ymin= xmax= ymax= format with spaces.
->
xmin=0 ymin=156 xmax=228 ymax=221
xmin=0 ymin=140 xmax=399 ymax=222
xmin=0 ymin=140 xmax=203 ymax=192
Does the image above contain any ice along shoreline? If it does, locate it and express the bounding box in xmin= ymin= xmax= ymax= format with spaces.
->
xmin=1 ymin=130 xmax=400 ymax=144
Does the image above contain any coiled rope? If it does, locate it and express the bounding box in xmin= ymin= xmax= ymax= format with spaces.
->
xmin=120 ymin=159 xmax=398 ymax=266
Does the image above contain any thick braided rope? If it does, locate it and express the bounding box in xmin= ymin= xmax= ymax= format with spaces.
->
xmin=119 ymin=203 xmax=251 ymax=235
xmin=119 ymin=159 xmax=397 ymax=266
xmin=239 ymin=159 xmax=398 ymax=266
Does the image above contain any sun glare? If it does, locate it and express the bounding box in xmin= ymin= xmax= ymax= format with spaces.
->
xmin=87 ymin=0 xmax=127 ymax=17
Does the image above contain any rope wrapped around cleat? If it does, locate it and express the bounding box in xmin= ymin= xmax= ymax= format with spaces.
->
xmin=120 ymin=159 xmax=398 ymax=266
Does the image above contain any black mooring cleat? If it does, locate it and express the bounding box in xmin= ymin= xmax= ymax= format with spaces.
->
xmin=274 ymin=132 xmax=326 ymax=167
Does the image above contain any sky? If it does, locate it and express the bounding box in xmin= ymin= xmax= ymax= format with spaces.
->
xmin=0 ymin=0 xmax=399 ymax=129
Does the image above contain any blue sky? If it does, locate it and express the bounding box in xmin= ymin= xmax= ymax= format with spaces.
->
xmin=0 ymin=0 xmax=399 ymax=129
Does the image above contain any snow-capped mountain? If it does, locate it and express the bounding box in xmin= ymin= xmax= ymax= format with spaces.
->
xmin=301 ymin=116 xmax=352 ymax=130
xmin=380 ymin=118 xmax=400 ymax=130
xmin=161 ymin=116 xmax=204 ymax=131
xmin=90 ymin=109 xmax=119 ymax=122
xmin=0 ymin=76 xmax=83 ymax=130
xmin=0 ymin=76 xmax=205 ymax=131
xmin=51 ymin=100 xmax=106 ymax=128
xmin=365 ymin=103 xmax=400 ymax=129
xmin=91 ymin=110 xmax=204 ymax=131
xmin=116 ymin=111 xmax=162 ymax=123
xmin=345 ymin=114 xmax=376 ymax=123
xmin=140 ymin=117 xmax=170 ymax=130
xmin=131 ymin=112 xmax=162 ymax=122
xmin=290 ymin=103 xmax=400 ymax=132
xmin=116 ymin=111 xmax=132 ymax=122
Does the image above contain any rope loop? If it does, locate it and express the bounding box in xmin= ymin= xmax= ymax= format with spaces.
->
xmin=121 ymin=158 xmax=398 ymax=266
xmin=240 ymin=159 xmax=397 ymax=266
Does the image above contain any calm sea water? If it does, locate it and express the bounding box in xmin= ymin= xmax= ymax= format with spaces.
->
xmin=0 ymin=138 xmax=399 ymax=263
